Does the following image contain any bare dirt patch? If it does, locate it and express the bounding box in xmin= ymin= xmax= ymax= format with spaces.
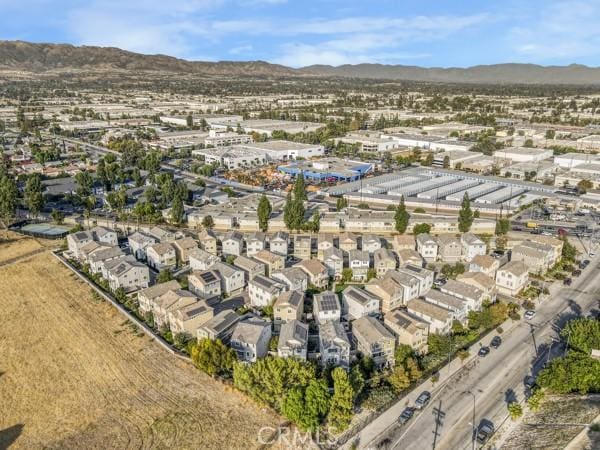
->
xmin=0 ymin=249 xmax=282 ymax=449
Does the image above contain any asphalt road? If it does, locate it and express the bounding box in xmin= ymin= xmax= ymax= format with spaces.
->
xmin=387 ymin=256 xmax=600 ymax=450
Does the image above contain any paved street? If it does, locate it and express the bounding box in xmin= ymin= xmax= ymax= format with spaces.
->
xmin=351 ymin=255 xmax=600 ymax=450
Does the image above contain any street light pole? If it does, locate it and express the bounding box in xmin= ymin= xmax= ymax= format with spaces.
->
xmin=463 ymin=390 xmax=477 ymax=450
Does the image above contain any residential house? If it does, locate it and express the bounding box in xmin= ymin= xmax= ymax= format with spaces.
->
xmin=384 ymin=309 xmax=429 ymax=354
xmin=352 ymin=316 xmax=395 ymax=368
xmin=197 ymin=309 xmax=243 ymax=342
xmin=393 ymin=234 xmax=416 ymax=252
xmin=440 ymin=279 xmax=485 ymax=312
xmin=222 ymin=231 xmax=244 ymax=257
xmin=348 ymin=249 xmax=370 ymax=281
xmin=209 ymin=261 xmax=245 ymax=296
xmin=407 ymin=298 xmax=453 ymax=335
xmin=137 ymin=280 xmax=181 ymax=315
xmin=294 ymin=234 xmax=312 ymax=260
xmin=456 ymin=272 xmax=497 ymax=303
xmin=398 ymin=265 xmax=434 ymax=296
xmin=397 ymin=248 xmax=424 ymax=268
xmin=148 ymin=226 xmax=176 ymax=242
xmin=416 ymin=234 xmax=438 ymax=262
xmin=107 ymin=257 xmax=150 ymax=293
xmin=128 ymin=231 xmax=157 ymax=260
xmin=253 ymin=249 xmax=285 ymax=276
xmin=317 ymin=234 xmax=334 ymax=259
xmin=188 ymin=248 xmax=220 ymax=271
xmin=319 ymin=320 xmax=350 ymax=369
xmin=188 ymin=270 xmax=222 ymax=300
xmin=469 ymin=254 xmax=500 ymax=278
xmin=271 ymin=267 xmax=309 ymax=292
xmin=230 ymin=318 xmax=272 ymax=363
xmin=269 ymin=231 xmax=289 ymax=256
xmin=88 ymin=246 xmax=124 ymax=275
xmin=245 ymin=232 xmax=266 ymax=256
xmin=198 ymin=229 xmax=218 ymax=255
xmin=313 ymin=291 xmax=342 ymax=324
xmin=365 ymin=275 xmax=405 ymax=313
xmin=510 ymin=243 xmax=551 ymax=274
xmin=361 ymin=235 xmax=382 ymax=254
xmin=278 ymin=320 xmax=309 ymax=360
xmin=296 ymin=259 xmax=329 ymax=288
xmin=342 ymin=286 xmax=380 ymax=320
xmin=248 ymin=275 xmax=286 ymax=308
xmin=91 ymin=226 xmax=118 ymax=246
xmin=67 ymin=230 xmax=94 ymax=259
xmin=496 ymin=261 xmax=529 ymax=296
xmin=424 ymin=289 xmax=469 ymax=325
xmin=339 ymin=232 xmax=358 ymax=253
xmin=233 ymin=255 xmax=266 ymax=282
xmin=153 ymin=289 xmax=198 ymax=329
xmin=168 ymin=300 xmax=214 ymax=337
xmin=373 ymin=248 xmax=397 ymax=278
xmin=274 ymin=290 xmax=305 ymax=326
xmin=146 ymin=242 xmax=176 ymax=271
xmin=436 ymin=234 xmax=462 ymax=262
xmin=527 ymin=235 xmax=563 ymax=264
xmin=78 ymin=241 xmax=109 ymax=264
xmin=321 ymin=247 xmax=344 ymax=279
xmin=172 ymin=237 xmax=198 ymax=264
xmin=461 ymin=233 xmax=487 ymax=262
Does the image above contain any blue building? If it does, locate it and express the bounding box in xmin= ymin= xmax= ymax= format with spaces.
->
xmin=278 ymin=158 xmax=373 ymax=182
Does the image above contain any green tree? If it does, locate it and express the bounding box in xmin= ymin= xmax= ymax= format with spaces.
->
xmin=388 ymin=365 xmax=411 ymax=394
xmin=0 ymin=175 xmax=19 ymax=222
xmin=406 ymin=357 xmax=423 ymax=382
xmin=190 ymin=338 xmax=237 ymax=377
xmin=422 ymin=152 xmax=434 ymax=166
xmin=537 ymin=352 xmax=600 ymax=394
xmin=495 ymin=218 xmax=510 ymax=235
xmin=395 ymin=195 xmax=410 ymax=234
xmin=443 ymin=155 xmax=450 ymax=169
xmin=527 ymin=388 xmax=545 ymax=411
xmin=458 ymin=192 xmax=474 ymax=232
xmin=336 ymin=197 xmax=348 ymax=211
xmin=50 ymin=208 xmax=65 ymax=224
xmin=412 ymin=223 xmax=431 ymax=235
xmin=293 ymin=172 xmax=308 ymax=201
xmin=186 ymin=114 xmax=193 ymax=127
xmin=561 ymin=317 xmax=600 ymax=354
xmin=349 ymin=365 xmax=365 ymax=401
xmin=157 ymin=269 xmax=173 ymax=283
xmin=24 ymin=173 xmax=44 ymax=217
xmin=202 ymin=215 xmax=214 ymax=229
xmin=523 ymin=139 xmax=534 ymax=148
xmin=577 ymin=179 xmax=593 ymax=193
xmin=304 ymin=379 xmax=331 ymax=430
xmin=507 ymin=402 xmax=523 ymax=420
xmin=394 ymin=344 xmax=414 ymax=366
xmin=328 ymin=367 xmax=354 ymax=432
xmin=170 ymin=194 xmax=185 ymax=225
xmin=75 ymin=170 xmax=94 ymax=197
xmin=341 ymin=268 xmax=353 ymax=283
xmin=561 ymin=237 xmax=577 ymax=262
xmin=257 ymin=194 xmax=272 ymax=232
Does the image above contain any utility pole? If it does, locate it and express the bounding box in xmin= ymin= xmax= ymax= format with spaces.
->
xmin=463 ymin=391 xmax=477 ymax=450
xmin=432 ymin=401 xmax=446 ymax=450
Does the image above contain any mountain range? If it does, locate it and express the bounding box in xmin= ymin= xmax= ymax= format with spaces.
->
xmin=2 ymin=40 xmax=600 ymax=85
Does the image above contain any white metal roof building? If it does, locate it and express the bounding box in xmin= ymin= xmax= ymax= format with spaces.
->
xmin=417 ymin=178 xmax=479 ymax=200
xmin=445 ymin=183 xmax=501 ymax=202
xmin=474 ymin=186 xmax=526 ymax=204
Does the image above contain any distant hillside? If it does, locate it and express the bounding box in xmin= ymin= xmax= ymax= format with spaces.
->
xmin=1 ymin=40 xmax=600 ymax=85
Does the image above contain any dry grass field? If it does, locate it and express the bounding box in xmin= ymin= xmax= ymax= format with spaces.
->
xmin=0 ymin=233 xmax=45 ymax=265
xmin=0 ymin=245 xmax=283 ymax=449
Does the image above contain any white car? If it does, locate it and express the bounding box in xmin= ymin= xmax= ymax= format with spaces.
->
xmin=524 ymin=310 xmax=536 ymax=320
xmin=590 ymin=252 xmax=596 ymax=257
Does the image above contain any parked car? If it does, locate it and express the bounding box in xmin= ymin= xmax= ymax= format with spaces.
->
xmin=572 ymin=269 xmax=582 ymax=277
xmin=524 ymin=375 xmax=537 ymax=389
xmin=478 ymin=346 xmax=490 ymax=357
xmin=524 ymin=310 xmax=536 ymax=320
xmin=563 ymin=278 xmax=572 ymax=286
xmin=490 ymin=336 xmax=502 ymax=348
xmin=414 ymin=391 xmax=431 ymax=409
xmin=476 ymin=420 xmax=495 ymax=444
xmin=434 ymin=278 xmax=446 ymax=287
xmin=398 ymin=407 xmax=415 ymax=424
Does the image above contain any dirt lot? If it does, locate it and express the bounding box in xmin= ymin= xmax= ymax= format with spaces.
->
xmin=501 ymin=395 xmax=600 ymax=449
xmin=0 ymin=247 xmax=282 ymax=449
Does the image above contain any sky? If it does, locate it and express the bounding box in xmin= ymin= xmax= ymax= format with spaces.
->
xmin=1 ymin=0 xmax=600 ymax=68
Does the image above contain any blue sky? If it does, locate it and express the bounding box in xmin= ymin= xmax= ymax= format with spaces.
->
xmin=1 ymin=0 xmax=600 ymax=67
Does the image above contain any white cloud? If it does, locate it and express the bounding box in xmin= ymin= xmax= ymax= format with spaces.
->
xmin=229 ymin=44 xmax=254 ymax=55
xmin=508 ymin=1 xmax=600 ymax=62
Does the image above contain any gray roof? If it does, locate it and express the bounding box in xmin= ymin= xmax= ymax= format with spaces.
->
xmin=352 ymin=316 xmax=394 ymax=344
xmin=314 ymin=291 xmax=341 ymax=312
xmin=343 ymin=286 xmax=380 ymax=306
xmin=200 ymin=309 xmax=241 ymax=335
xmin=250 ymin=275 xmax=285 ymax=293
xmin=441 ymin=279 xmax=484 ymax=300
xmin=425 ymin=289 xmax=467 ymax=311
xmin=319 ymin=320 xmax=350 ymax=349
xmin=279 ymin=319 xmax=308 ymax=348
xmin=231 ymin=318 xmax=269 ymax=345
xmin=275 ymin=290 xmax=304 ymax=309
xmin=87 ymin=246 xmax=124 ymax=263
xmin=138 ymin=280 xmax=181 ymax=300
